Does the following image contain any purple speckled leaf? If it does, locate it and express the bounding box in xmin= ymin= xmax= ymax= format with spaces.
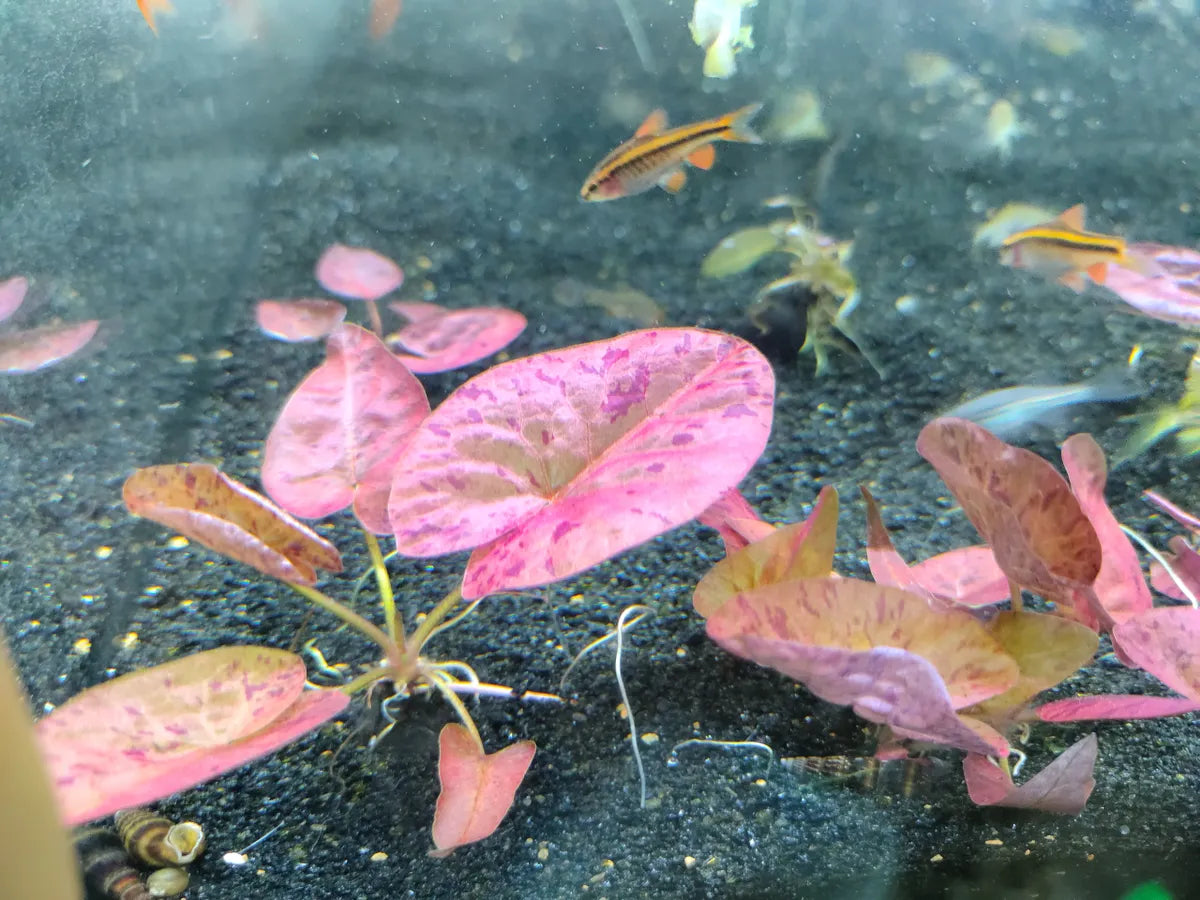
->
xmin=36 ymin=646 xmax=349 ymax=825
xmin=0 ymin=275 xmax=28 ymax=325
xmin=1037 ymin=694 xmax=1200 ymax=722
xmin=262 ymin=324 xmax=430 ymax=533
xmin=386 ymin=305 xmax=527 ymax=374
xmin=388 ymin=328 xmax=775 ymax=599
xmin=256 ymin=299 xmax=348 ymax=342
xmin=1112 ymin=606 xmax=1200 ymax=701
xmin=315 ymin=244 xmax=403 ymax=302
xmin=962 ymin=733 xmax=1097 ymax=814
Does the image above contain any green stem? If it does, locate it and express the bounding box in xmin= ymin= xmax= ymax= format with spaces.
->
xmin=288 ymin=582 xmax=402 ymax=672
xmin=339 ymin=665 xmax=396 ymax=696
xmin=364 ymin=531 xmax=401 ymax=642
xmin=405 ymin=584 xmax=464 ymax=660
xmin=426 ymin=669 xmax=484 ymax=751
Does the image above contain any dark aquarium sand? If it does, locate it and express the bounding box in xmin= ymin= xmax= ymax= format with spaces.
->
xmin=2 ymin=0 xmax=1199 ymax=897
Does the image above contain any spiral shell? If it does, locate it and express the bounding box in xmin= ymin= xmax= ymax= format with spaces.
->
xmin=74 ymin=827 xmax=151 ymax=900
xmin=145 ymin=867 xmax=190 ymax=898
xmin=114 ymin=808 xmax=207 ymax=867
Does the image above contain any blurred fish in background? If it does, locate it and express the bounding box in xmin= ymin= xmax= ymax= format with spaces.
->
xmin=690 ymin=0 xmax=758 ymax=79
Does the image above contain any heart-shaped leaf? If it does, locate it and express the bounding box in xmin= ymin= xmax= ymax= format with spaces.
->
xmin=430 ymin=724 xmax=535 ymax=857
xmin=386 ymin=303 xmax=527 ymax=374
xmin=389 ymin=328 xmax=775 ymax=599
xmin=36 ymin=646 xmax=349 ymax=825
xmin=256 ymin=299 xmax=348 ymax=342
xmin=917 ymin=417 xmax=1102 ymax=620
xmin=1037 ymin=694 xmax=1200 ymax=722
xmin=124 ymin=463 xmax=342 ymax=584
xmin=262 ymin=324 xmax=430 ymax=533
xmin=693 ymin=486 xmax=838 ymax=618
xmin=696 ymin=488 xmax=775 ymax=554
xmin=1112 ymin=606 xmax=1200 ymax=700
xmin=0 ymin=320 xmax=99 ymax=374
xmin=0 ymin=275 xmax=29 ymax=325
xmin=315 ymin=244 xmax=403 ymax=302
xmin=962 ymin=733 xmax=1097 ymax=814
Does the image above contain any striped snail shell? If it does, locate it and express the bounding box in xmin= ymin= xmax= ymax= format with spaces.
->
xmin=146 ymin=867 xmax=190 ymax=898
xmin=74 ymin=826 xmax=151 ymax=900
xmin=114 ymin=808 xmax=207 ymax=867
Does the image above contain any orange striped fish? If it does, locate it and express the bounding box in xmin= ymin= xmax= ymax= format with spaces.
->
xmin=581 ymin=103 xmax=763 ymax=201
xmin=1000 ymin=203 xmax=1159 ymax=292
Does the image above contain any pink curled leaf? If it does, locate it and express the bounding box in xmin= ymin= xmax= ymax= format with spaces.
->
xmin=0 ymin=320 xmax=99 ymax=374
xmin=387 ymin=306 xmax=527 ymax=373
xmin=0 ymin=275 xmax=28 ymax=324
xmin=388 ymin=328 xmax=775 ymax=599
xmin=1037 ymin=694 xmax=1200 ymax=722
xmin=315 ymin=244 xmax=403 ymax=302
xmin=861 ymin=486 xmax=933 ymax=599
xmin=962 ymin=733 xmax=1097 ymax=814
xmin=256 ymin=299 xmax=348 ymax=342
xmin=696 ymin=488 xmax=775 ymax=554
xmin=36 ymin=646 xmax=348 ymax=825
xmin=262 ymin=324 xmax=430 ymax=533
xmin=430 ymin=724 xmax=535 ymax=856
xmin=909 ymin=547 xmax=1010 ymax=607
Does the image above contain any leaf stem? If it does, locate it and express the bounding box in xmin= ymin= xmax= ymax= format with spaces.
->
xmin=364 ymin=531 xmax=401 ymax=641
xmin=365 ymin=298 xmax=384 ymax=336
xmin=288 ymin=582 xmax=402 ymax=671
xmin=1008 ymin=579 xmax=1023 ymax=613
xmin=405 ymin=584 xmax=465 ymax=658
xmin=426 ymin=668 xmax=484 ymax=751
xmin=339 ymin=664 xmax=395 ymax=696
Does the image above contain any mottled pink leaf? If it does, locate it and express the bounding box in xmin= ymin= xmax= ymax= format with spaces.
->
xmin=1101 ymin=243 xmax=1200 ymax=327
xmin=705 ymin=577 xmax=1015 ymax=755
xmin=387 ymin=306 xmax=527 ymax=374
xmin=315 ymin=244 xmax=403 ymax=302
xmin=909 ymin=547 xmax=1010 ymax=608
xmin=861 ymin=486 xmax=934 ymax=600
xmin=1143 ymin=489 xmax=1200 ymax=534
xmin=1060 ymin=433 xmax=1152 ymax=627
xmin=0 ymin=320 xmax=99 ymax=374
xmin=430 ymin=724 xmax=535 ymax=857
xmin=0 ymin=275 xmax=28 ymax=325
xmin=256 ymin=299 xmax=348 ymax=342
xmin=917 ymin=417 xmax=1102 ymax=625
xmin=262 ymin=324 xmax=430 ymax=533
xmin=36 ymin=646 xmax=349 ymax=825
xmin=694 ymin=486 xmax=838 ymax=619
xmin=389 ymin=328 xmax=775 ymax=599
xmin=1037 ymin=694 xmax=1200 ymax=722
xmin=1112 ymin=606 xmax=1200 ymax=700
xmin=696 ymin=488 xmax=775 ymax=554
xmin=388 ymin=300 xmax=446 ymax=323
xmin=124 ymin=463 xmax=342 ymax=585
xmin=962 ymin=733 xmax=1097 ymax=814
xmin=1149 ymin=537 xmax=1200 ymax=601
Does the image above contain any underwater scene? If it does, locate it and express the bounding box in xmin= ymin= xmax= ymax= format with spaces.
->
xmin=3 ymin=0 xmax=1200 ymax=897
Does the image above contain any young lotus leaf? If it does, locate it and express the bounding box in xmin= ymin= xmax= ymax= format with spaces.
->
xmin=385 ymin=303 xmax=527 ymax=374
xmin=693 ymin=486 xmax=838 ymax=618
xmin=262 ymin=324 xmax=430 ymax=533
xmin=705 ymin=578 xmax=1015 ymax=755
xmin=916 ymin=417 xmax=1102 ymax=621
xmin=1148 ymin=537 xmax=1200 ymax=601
xmin=0 ymin=320 xmax=99 ymax=374
xmin=36 ymin=646 xmax=349 ymax=825
xmin=1061 ymin=434 xmax=1152 ymax=627
xmin=123 ymin=463 xmax=343 ymax=584
xmin=962 ymin=733 xmax=1098 ymax=815
xmin=0 ymin=275 xmax=28 ymax=324
xmin=1112 ymin=606 xmax=1200 ymax=700
xmin=908 ymin=547 xmax=1010 ymax=608
xmin=388 ymin=328 xmax=775 ymax=599
xmin=700 ymin=225 xmax=784 ymax=278
xmin=314 ymin=244 xmax=403 ymax=302
xmin=696 ymin=487 xmax=775 ymax=554
xmin=1037 ymin=694 xmax=1200 ymax=723
xmin=255 ymin=299 xmax=348 ymax=342
xmin=430 ymin=724 xmax=536 ymax=857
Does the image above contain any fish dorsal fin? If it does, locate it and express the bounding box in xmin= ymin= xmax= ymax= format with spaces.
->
xmin=1057 ymin=203 xmax=1086 ymax=231
xmin=635 ymin=109 xmax=668 ymax=138
xmin=660 ymin=169 xmax=687 ymax=194
xmin=687 ymin=143 xmax=716 ymax=170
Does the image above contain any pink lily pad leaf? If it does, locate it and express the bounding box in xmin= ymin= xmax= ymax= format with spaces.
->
xmin=430 ymin=724 xmax=536 ymax=857
xmin=1061 ymin=434 xmax=1152 ymax=627
xmin=262 ymin=324 xmax=430 ymax=533
xmin=1148 ymin=537 xmax=1200 ymax=601
xmin=696 ymin=488 xmax=775 ymax=554
xmin=909 ymin=547 xmax=1011 ymax=608
xmin=694 ymin=486 xmax=838 ymax=619
xmin=1037 ymin=694 xmax=1200 ymax=722
xmin=0 ymin=320 xmax=100 ymax=374
xmin=962 ymin=733 xmax=1097 ymax=814
xmin=861 ymin=486 xmax=933 ymax=600
xmin=1143 ymin=489 xmax=1200 ymax=534
xmin=387 ymin=306 xmax=527 ymax=374
xmin=315 ymin=244 xmax=403 ymax=302
xmin=1101 ymin=243 xmax=1200 ymax=327
xmin=966 ymin=611 xmax=1098 ymax=724
xmin=35 ymin=646 xmax=349 ymax=825
xmin=0 ymin=275 xmax=28 ymax=325
xmin=389 ymin=328 xmax=775 ymax=599
xmin=255 ymin=299 xmax=348 ymax=342
xmin=123 ymin=463 xmax=342 ymax=584
xmin=705 ymin=577 xmax=1015 ymax=754
xmin=1112 ymin=606 xmax=1200 ymax=700
xmin=916 ymin=417 xmax=1103 ymax=624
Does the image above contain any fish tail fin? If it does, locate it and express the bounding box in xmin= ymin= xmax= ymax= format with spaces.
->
xmin=724 ymin=102 xmax=765 ymax=144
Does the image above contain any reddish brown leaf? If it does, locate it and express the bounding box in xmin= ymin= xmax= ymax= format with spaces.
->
xmin=255 ymin=299 xmax=347 ymax=342
xmin=123 ymin=463 xmax=342 ymax=585
xmin=0 ymin=320 xmax=99 ymax=374
xmin=430 ymin=724 xmax=535 ymax=856
xmin=962 ymin=733 xmax=1097 ymax=814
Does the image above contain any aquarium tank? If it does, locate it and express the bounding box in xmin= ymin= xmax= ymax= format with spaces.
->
xmin=3 ymin=0 xmax=1200 ymax=897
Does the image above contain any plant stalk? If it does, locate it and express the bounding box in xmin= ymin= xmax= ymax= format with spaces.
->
xmin=288 ymin=582 xmax=402 ymax=673
xmin=364 ymin=531 xmax=402 ymax=641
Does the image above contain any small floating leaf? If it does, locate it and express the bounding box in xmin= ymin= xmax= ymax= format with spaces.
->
xmin=315 ymin=244 xmax=403 ymax=302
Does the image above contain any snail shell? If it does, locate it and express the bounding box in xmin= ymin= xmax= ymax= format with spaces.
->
xmin=146 ymin=867 xmax=190 ymax=898
xmin=114 ymin=808 xmax=207 ymax=866
xmin=74 ymin=826 xmax=151 ymax=900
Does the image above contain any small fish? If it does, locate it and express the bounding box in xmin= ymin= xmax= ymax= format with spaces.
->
xmin=972 ymin=202 xmax=1058 ymax=248
xmin=581 ymin=103 xmax=763 ymax=201
xmin=1000 ymin=204 xmax=1157 ymax=292
xmin=136 ymin=0 xmax=174 ymax=34
xmin=689 ymin=0 xmax=757 ymax=79
xmin=1116 ymin=350 xmax=1200 ymax=465
xmin=943 ymin=370 xmax=1144 ymax=440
